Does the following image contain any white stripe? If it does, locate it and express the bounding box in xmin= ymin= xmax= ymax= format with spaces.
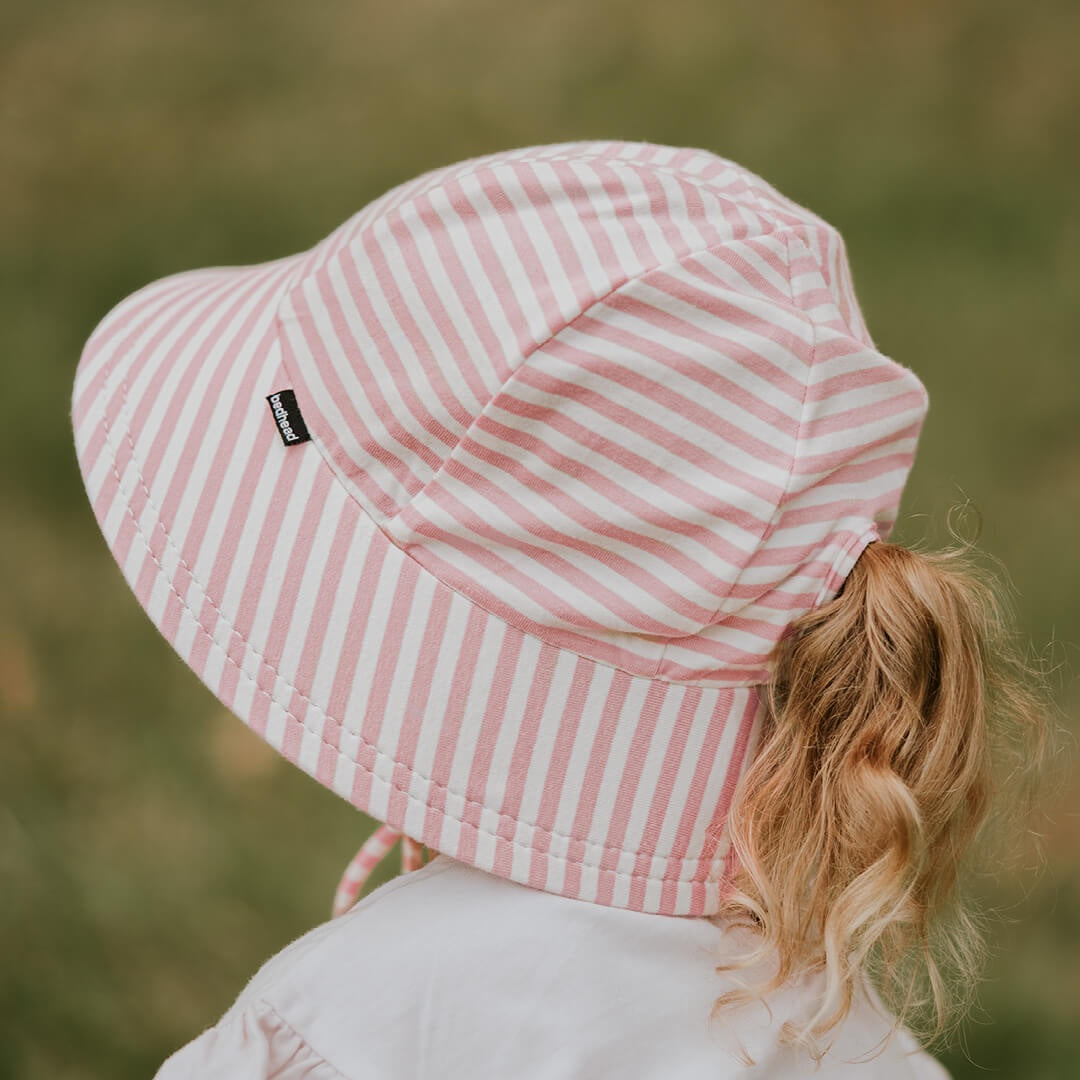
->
xmin=424 ymin=181 xmax=525 ymax=382
xmin=621 ymin=686 xmax=689 ymax=856
xmin=514 ymin=649 xmax=580 ymax=830
xmin=564 ymin=159 xmax=646 ymax=280
xmin=412 ymin=433 xmax=756 ymax=631
xmin=529 ymin=160 xmax=617 ymax=300
xmin=490 ymin=162 xmax=582 ymax=326
xmin=367 ymin=566 xmax=443 ymax=762
xmin=438 ymin=618 xmax=509 ymax=816
xmin=547 ymin=664 xmax=617 ymax=846
xmin=182 ymin=339 xmax=288 ymax=615
xmin=409 ymin=588 xmax=478 ymax=783
xmin=369 ymin=213 xmax=487 ymax=418
xmin=456 ymin=169 xmax=551 ymax=344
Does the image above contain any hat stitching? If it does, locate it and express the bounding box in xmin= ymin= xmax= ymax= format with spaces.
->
xmin=97 ymin=354 xmax=753 ymax=880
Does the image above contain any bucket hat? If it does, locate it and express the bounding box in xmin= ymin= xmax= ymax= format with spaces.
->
xmin=71 ymin=139 xmax=928 ymax=917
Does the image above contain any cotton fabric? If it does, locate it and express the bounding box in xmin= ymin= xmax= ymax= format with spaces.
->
xmin=155 ymin=855 xmax=950 ymax=1079
xmin=70 ymin=139 xmax=929 ymax=916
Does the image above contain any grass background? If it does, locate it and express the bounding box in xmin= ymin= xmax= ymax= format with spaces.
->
xmin=2 ymin=0 xmax=1078 ymax=1075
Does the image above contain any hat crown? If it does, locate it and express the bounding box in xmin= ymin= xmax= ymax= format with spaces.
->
xmin=277 ymin=141 xmax=928 ymax=685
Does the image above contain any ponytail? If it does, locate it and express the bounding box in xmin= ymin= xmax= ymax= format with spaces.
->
xmin=708 ymin=537 xmax=1053 ymax=1062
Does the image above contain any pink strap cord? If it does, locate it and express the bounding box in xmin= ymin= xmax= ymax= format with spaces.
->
xmin=331 ymin=824 xmax=428 ymax=918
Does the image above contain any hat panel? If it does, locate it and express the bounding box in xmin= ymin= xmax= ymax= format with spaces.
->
xmin=276 ymin=146 xmax=804 ymax=533
xmin=377 ymin=235 xmax=815 ymax=681
xmin=654 ymin=330 xmax=926 ymax=685
xmin=777 ymin=230 xmax=929 ymax=564
xmin=653 ymin=232 xmax=929 ymax=683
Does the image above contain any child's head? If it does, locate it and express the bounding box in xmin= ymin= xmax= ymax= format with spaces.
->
xmin=71 ymin=138 xmax=1054 ymax=1062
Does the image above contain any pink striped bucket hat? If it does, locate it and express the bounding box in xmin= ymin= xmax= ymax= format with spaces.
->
xmin=71 ymin=139 xmax=928 ymax=917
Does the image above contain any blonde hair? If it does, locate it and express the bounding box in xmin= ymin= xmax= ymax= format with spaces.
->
xmin=708 ymin=534 xmax=1056 ymax=1063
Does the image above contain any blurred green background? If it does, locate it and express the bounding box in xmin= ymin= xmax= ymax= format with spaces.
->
xmin=2 ymin=0 xmax=1078 ymax=1076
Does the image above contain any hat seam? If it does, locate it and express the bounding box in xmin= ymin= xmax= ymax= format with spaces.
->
xmin=767 ymin=230 xmax=904 ymax=613
xmin=96 ymin=354 xmax=744 ymax=881
xmin=651 ymin=227 xmax=809 ymax=676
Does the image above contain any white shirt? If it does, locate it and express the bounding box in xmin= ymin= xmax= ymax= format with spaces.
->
xmin=155 ymin=853 xmax=950 ymax=1078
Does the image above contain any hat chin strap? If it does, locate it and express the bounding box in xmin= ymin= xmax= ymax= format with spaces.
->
xmin=331 ymin=824 xmax=428 ymax=918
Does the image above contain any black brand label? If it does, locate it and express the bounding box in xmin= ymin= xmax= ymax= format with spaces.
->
xmin=266 ymin=388 xmax=311 ymax=446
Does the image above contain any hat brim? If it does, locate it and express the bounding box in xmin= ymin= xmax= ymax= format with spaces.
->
xmin=71 ymin=253 xmax=765 ymax=915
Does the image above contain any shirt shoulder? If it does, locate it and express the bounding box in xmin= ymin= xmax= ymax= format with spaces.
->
xmin=154 ymin=855 xmax=951 ymax=1080
xmin=153 ymin=996 xmax=351 ymax=1080
xmin=153 ymin=858 xmax=457 ymax=1080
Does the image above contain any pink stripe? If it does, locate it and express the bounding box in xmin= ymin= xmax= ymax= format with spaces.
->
xmin=680 ymin=239 xmax=792 ymax=307
xmin=421 ymin=603 xmax=489 ymax=849
xmin=402 ymin=446 xmax=740 ymax=626
xmin=232 ymin=453 xmax=311 ymax=739
xmin=91 ymin=278 xmax=240 ymax=575
xmin=518 ymin=343 xmax=794 ymax=480
xmin=794 ymin=417 xmax=924 ymax=474
xmin=548 ymin=159 xmax=625 ymax=290
xmin=161 ymin=337 xmax=291 ymax=645
xmin=384 ymin=586 xmax=455 ymax=825
xmin=477 ymin=408 xmax=775 ymax=550
xmin=126 ymin=269 xmax=286 ymax=551
xmin=410 ymin=187 xmax=515 ymax=388
xmin=131 ymin=274 xmax=289 ymax=625
xmin=382 ymin=542 xmax=657 ymax=676
xmin=561 ymin=671 xmax=633 ymax=901
xmin=457 ymin=630 xmax=526 ymax=867
xmin=491 ymin=643 xmax=560 ymax=878
xmin=660 ymin=690 xmax=752 ymax=909
xmin=183 ymin=360 xmax=281 ymax=674
xmin=616 ymin=155 xmax=691 ymax=259
xmin=527 ymin=656 xmax=593 ymax=891
xmin=698 ymin=692 xmax=762 ymax=874
xmin=588 ymin=159 xmax=667 ymax=270
xmin=257 ymin=466 xmax=335 ymax=703
xmin=471 ymin=165 xmax=564 ymax=341
xmin=348 ymin=555 xmax=424 ymax=812
xmin=310 ymin=255 xmax=447 ymax=477
xmin=805 ymin=363 xmax=913 ymax=402
xmin=603 ymin=277 xmax=808 ymax=396
xmin=627 ymin=686 xmax=705 ymax=909
xmin=509 ymin=160 xmax=597 ymax=316
xmin=595 ymin=679 xmax=668 ymax=906
xmin=87 ymin=277 xmax=224 ymax=521
xmin=370 ymin=215 xmax=477 ymax=430
xmin=800 ymin=388 xmax=928 ymax=440
xmin=539 ymin=311 xmax=802 ymax=450
xmin=73 ymin=274 xmax=216 ymax=447
xmin=399 ymin=476 xmax=695 ymax=637
xmin=438 ymin=171 xmax=538 ymax=362
xmin=316 ymin=523 xmax=391 ymax=785
xmin=303 ymin=508 xmax=363 ymax=786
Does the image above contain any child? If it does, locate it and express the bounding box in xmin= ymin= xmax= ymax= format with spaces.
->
xmin=70 ymin=139 xmax=1047 ymax=1076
